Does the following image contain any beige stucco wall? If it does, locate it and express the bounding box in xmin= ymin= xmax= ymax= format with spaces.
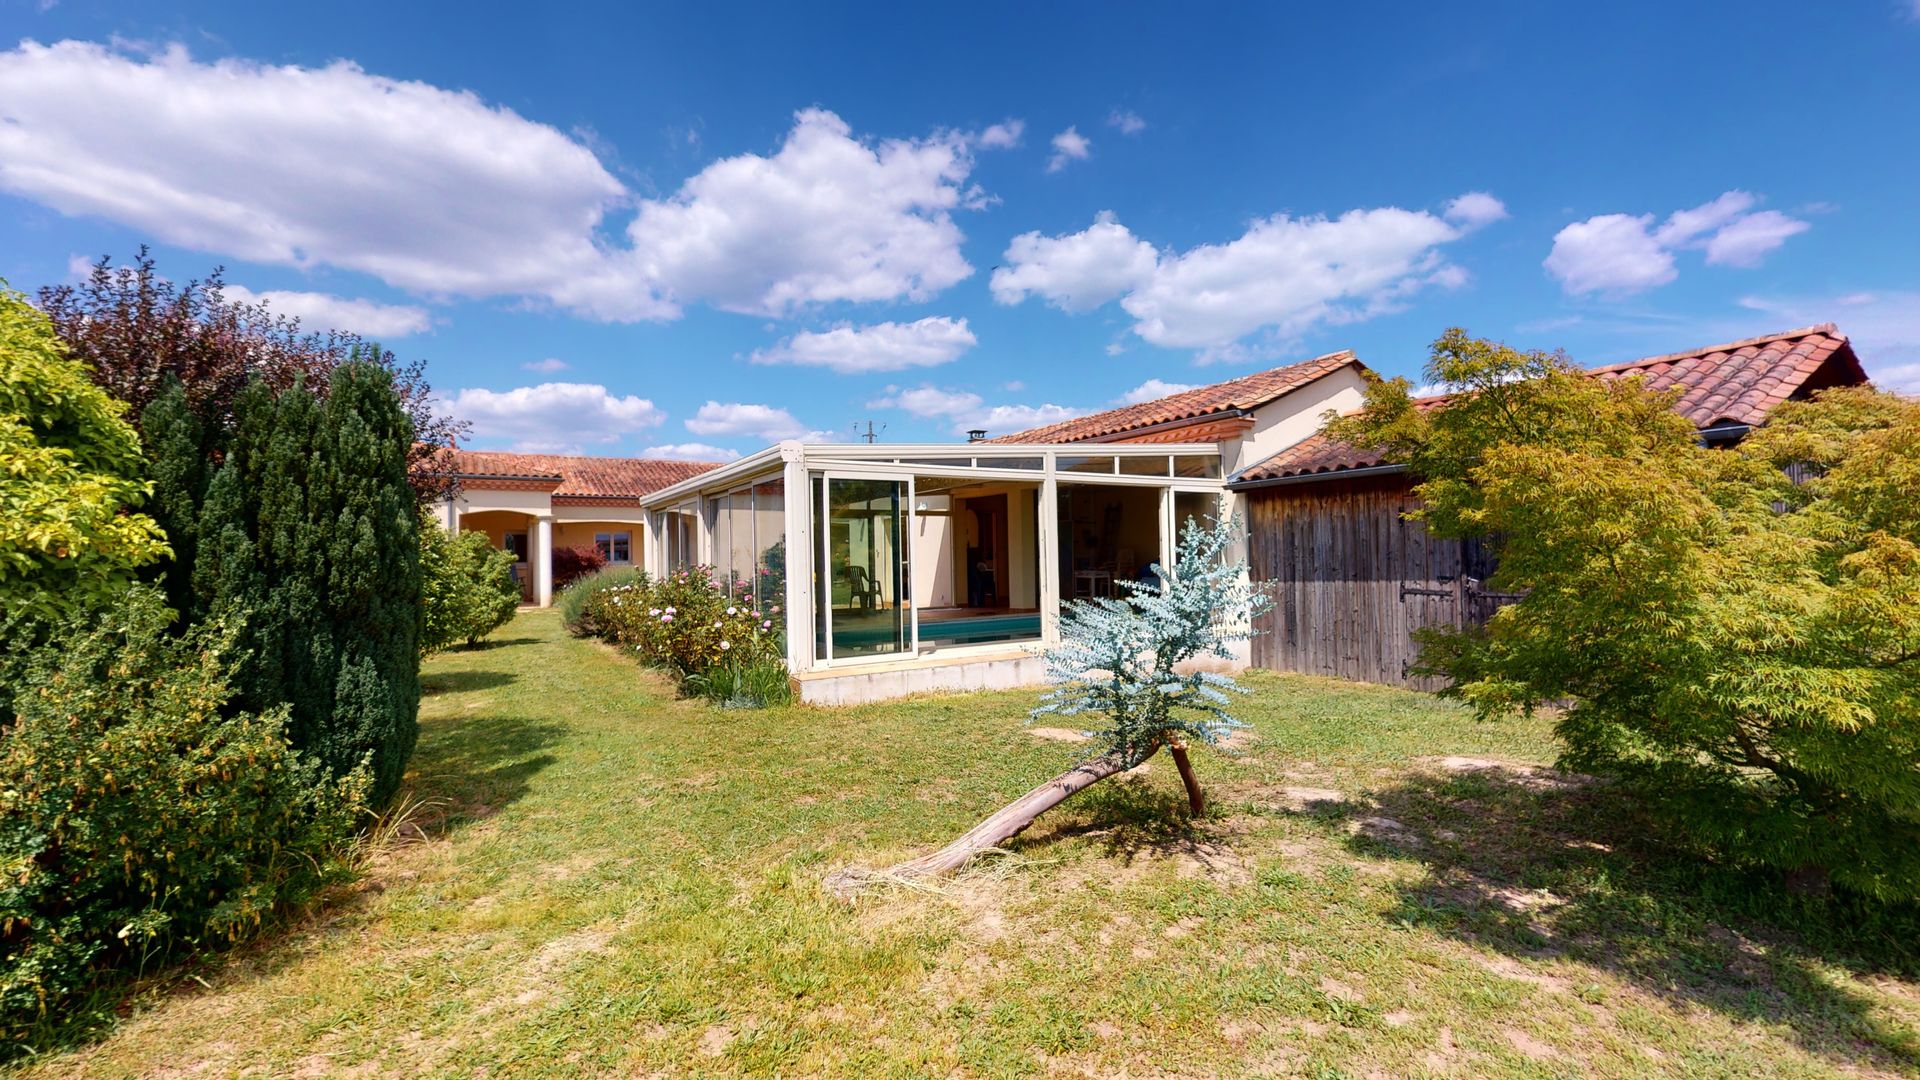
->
xmin=1220 ymin=365 xmax=1371 ymax=475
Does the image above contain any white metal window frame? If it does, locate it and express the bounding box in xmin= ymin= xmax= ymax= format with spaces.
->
xmin=815 ymin=470 xmax=917 ymax=669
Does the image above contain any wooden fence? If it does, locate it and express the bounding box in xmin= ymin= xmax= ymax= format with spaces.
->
xmin=1244 ymin=474 xmax=1512 ymax=689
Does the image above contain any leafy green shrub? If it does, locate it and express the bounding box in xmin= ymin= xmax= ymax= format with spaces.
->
xmin=684 ymin=656 xmax=794 ymax=708
xmin=1333 ymin=330 xmax=1920 ymax=900
xmin=420 ymin=514 xmax=518 ymax=654
xmin=557 ymin=565 xmax=647 ymax=636
xmin=575 ymin=565 xmax=787 ymax=702
xmin=0 ymin=586 xmax=365 ymax=1042
xmin=0 ymin=285 xmax=168 ymax=632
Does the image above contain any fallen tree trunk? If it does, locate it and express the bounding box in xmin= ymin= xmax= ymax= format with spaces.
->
xmin=823 ymin=745 xmax=1153 ymax=900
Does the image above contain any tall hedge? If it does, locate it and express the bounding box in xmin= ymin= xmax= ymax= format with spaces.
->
xmin=149 ymin=361 xmax=422 ymax=804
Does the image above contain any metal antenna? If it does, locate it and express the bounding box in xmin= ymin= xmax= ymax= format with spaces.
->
xmin=853 ymin=420 xmax=886 ymax=444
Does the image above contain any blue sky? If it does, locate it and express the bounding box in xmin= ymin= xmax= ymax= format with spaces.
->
xmin=3 ymin=1 xmax=1917 ymax=460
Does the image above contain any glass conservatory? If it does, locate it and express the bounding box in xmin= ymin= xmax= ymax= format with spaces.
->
xmin=639 ymin=441 xmax=1229 ymax=703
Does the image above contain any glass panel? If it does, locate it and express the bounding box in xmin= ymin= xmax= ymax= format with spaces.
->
xmin=710 ymin=495 xmax=730 ymax=587
xmin=1118 ymin=454 xmax=1171 ymax=477
xmin=1174 ymin=491 xmax=1225 ymax=568
xmin=812 ymin=476 xmax=827 ymax=661
xmin=897 ymin=457 xmax=957 ymax=467
xmin=972 ymin=456 xmax=1043 ymax=470
xmin=753 ymin=478 xmax=786 ymax=615
xmin=823 ymin=477 xmax=909 ymax=659
xmin=1058 ymin=455 xmax=1116 ymax=474
xmin=1174 ymin=454 xmax=1222 ymax=479
xmin=727 ymin=488 xmax=756 ymax=598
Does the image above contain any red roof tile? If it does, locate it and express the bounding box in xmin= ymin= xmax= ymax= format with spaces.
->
xmin=429 ymin=449 xmax=723 ymax=500
xmin=983 ymin=351 xmax=1363 ymax=444
xmin=1233 ymin=325 xmax=1865 ymax=485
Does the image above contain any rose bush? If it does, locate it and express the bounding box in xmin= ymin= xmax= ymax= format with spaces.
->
xmin=565 ymin=564 xmax=787 ymax=705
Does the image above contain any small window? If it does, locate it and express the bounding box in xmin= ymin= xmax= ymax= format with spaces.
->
xmin=972 ymin=456 xmax=1043 ymax=470
xmin=1058 ymin=455 xmax=1116 ymax=474
xmin=1118 ymin=455 xmax=1170 ymax=476
xmin=595 ymin=531 xmax=632 ymax=563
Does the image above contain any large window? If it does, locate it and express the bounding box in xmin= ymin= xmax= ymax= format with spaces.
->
xmin=664 ymin=509 xmax=695 ymax=572
xmin=753 ymin=480 xmax=785 ymax=613
xmin=818 ymin=476 xmax=909 ymax=659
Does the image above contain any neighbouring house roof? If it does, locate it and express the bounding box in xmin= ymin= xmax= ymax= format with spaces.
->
xmin=982 ymin=350 xmax=1364 ymax=444
xmin=426 ymin=448 xmax=723 ymax=505
xmin=1232 ymin=324 xmax=1867 ymax=487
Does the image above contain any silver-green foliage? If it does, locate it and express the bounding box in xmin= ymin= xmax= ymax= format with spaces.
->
xmin=1033 ymin=508 xmax=1274 ymax=763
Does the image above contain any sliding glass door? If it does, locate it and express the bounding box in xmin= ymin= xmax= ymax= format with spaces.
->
xmin=818 ymin=475 xmax=914 ymax=660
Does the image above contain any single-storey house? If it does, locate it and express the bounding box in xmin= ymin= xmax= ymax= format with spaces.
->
xmin=1225 ymin=324 xmax=1869 ymax=687
xmin=429 ymin=323 xmax=1869 ymax=703
xmin=427 ymin=450 xmax=719 ymax=604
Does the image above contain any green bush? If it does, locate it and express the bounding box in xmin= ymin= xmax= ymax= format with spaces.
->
xmin=420 ymin=514 xmax=519 ymax=654
xmin=1333 ymin=331 xmax=1920 ymax=900
xmin=573 ymin=565 xmax=788 ymax=705
xmin=160 ymin=363 xmax=422 ymax=806
xmin=557 ymin=565 xmax=647 ymax=636
xmin=0 ymin=285 xmax=168 ymax=633
xmin=0 ymin=587 xmax=365 ymax=1042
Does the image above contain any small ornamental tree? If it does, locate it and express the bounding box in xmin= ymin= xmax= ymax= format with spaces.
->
xmin=0 ymin=285 xmax=168 ymax=631
xmin=1331 ymin=329 xmax=1920 ymax=900
xmin=827 ymin=509 xmax=1271 ymax=894
xmin=420 ymin=515 xmax=519 ymax=654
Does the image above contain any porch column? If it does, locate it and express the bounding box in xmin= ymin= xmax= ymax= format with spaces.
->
xmin=1038 ymin=473 xmax=1060 ymax=644
xmin=781 ymin=452 xmax=814 ymax=669
xmin=533 ymin=514 xmax=554 ymax=607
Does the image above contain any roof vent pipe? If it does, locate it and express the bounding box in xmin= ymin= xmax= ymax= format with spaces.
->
xmin=966 ymin=428 xmax=987 ymax=443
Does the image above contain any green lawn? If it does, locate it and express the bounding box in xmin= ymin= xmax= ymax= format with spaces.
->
xmin=22 ymin=610 xmax=1919 ymax=1078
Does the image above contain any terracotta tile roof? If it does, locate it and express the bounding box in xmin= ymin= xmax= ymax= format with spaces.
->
xmin=1233 ymin=325 xmax=1865 ymax=486
xmin=982 ymin=350 xmax=1363 ymax=444
xmin=430 ymin=448 xmax=723 ymax=500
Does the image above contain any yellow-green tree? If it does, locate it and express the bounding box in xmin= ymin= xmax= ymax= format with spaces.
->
xmin=1332 ymin=330 xmax=1920 ymax=900
xmin=0 ymin=286 xmax=168 ymax=628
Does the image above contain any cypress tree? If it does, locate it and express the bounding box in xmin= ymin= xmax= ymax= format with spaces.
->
xmin=138 ymin=379 xmax=209 ymax=622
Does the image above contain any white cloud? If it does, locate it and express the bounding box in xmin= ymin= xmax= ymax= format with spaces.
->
xmin=976 ymin=119 xmax=1025 ymax=149
xmin=1738 ymin=290 xmax=1920 ymax=393
xmin=749 ymin=316 xmax=976 ymax=374
xmin=990 ymin=211 xmax=1158 ymax=311
xmin=1444 ymin=192 xmax=1508 ymax=230
xmin=1544 ymin=214 xmax=1675 ymax=295
xmin=868 ymin=385 xmax=983 ymax=417
xmin=0 ymin=41 xmax=643 ymax=314
xmin=1108 ymin=109 xmax=1146 ymax=135
xmin=0 ymin=43 xmax=989 ymax=322
xmin=1704 ymin=210 xmax=1811 ymax=268
xmin=621 ymin=107 xmax=981 ymax=317
xmin=685 ymin=401 xmax=812 ymax=441
xmin=994 ymin=195 xmax=1502 ymax=357
xmin=1001 ymin=380 xmax=1026 ymax=392
xmin=217 ymin=284 xmax=431 ymax=337
xmin=1117 ymin=378 xmax=1198 ymax=404
xmin=1546 ymin=191 xmax=1809 ymax=295
xmin=641 ymin=442 xmax=740 ymax=462
xmin=444 ymin=382 xmax=666 ymax=451
xmin=521 ymin=357 xmax=569 ymax=373
xmin=868 ymin=383 xmax=1085 ymax=435
xmin=1046 ymin=126 xmax=1091 ymax=173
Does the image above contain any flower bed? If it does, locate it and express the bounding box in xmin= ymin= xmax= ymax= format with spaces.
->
xmin=563 ymin=565 xmax=789 ymax=706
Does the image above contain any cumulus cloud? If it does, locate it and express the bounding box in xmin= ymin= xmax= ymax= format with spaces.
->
xmin=1046 ymin=126 xmax=1091 ymax=172
xmin=444 ymin=382 xmax=666 ymax=451
xmin=684 ymin=401 xmax=813 ymax=441
xmin=749 ymin=316 xmax=976 ymax=374
xmin=217 ymin=284 xmax=431 ymax=337
xmin=1545 ymin=191 xmax=1808 ymax=295
xmin=1117 ymin=378 xmax=1199 ymax=404
xmin=993 ymin=195 xmax=1503 ymax=357
xmin=868 ymin=383 xmax=1085 ymax=435
xmin=521 ymin=357 xmax=569 ymax=373
xmin=1108 ymin=109 xmax=1146 ymax=135
xmin=0 ymin=42 xmax=990 ymax=322
xmin=1738 ymin=291 xmax=1920 ymax=392
xmin=976 ymin=119 xmax=1025 ymax=149
xmin=621 ymin=107 xmax=980 ymax=317
xmin=990 ymin=211 xmax=1158 ymax=311
xmin=641 ymin=442 xmax=740 ymax=462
